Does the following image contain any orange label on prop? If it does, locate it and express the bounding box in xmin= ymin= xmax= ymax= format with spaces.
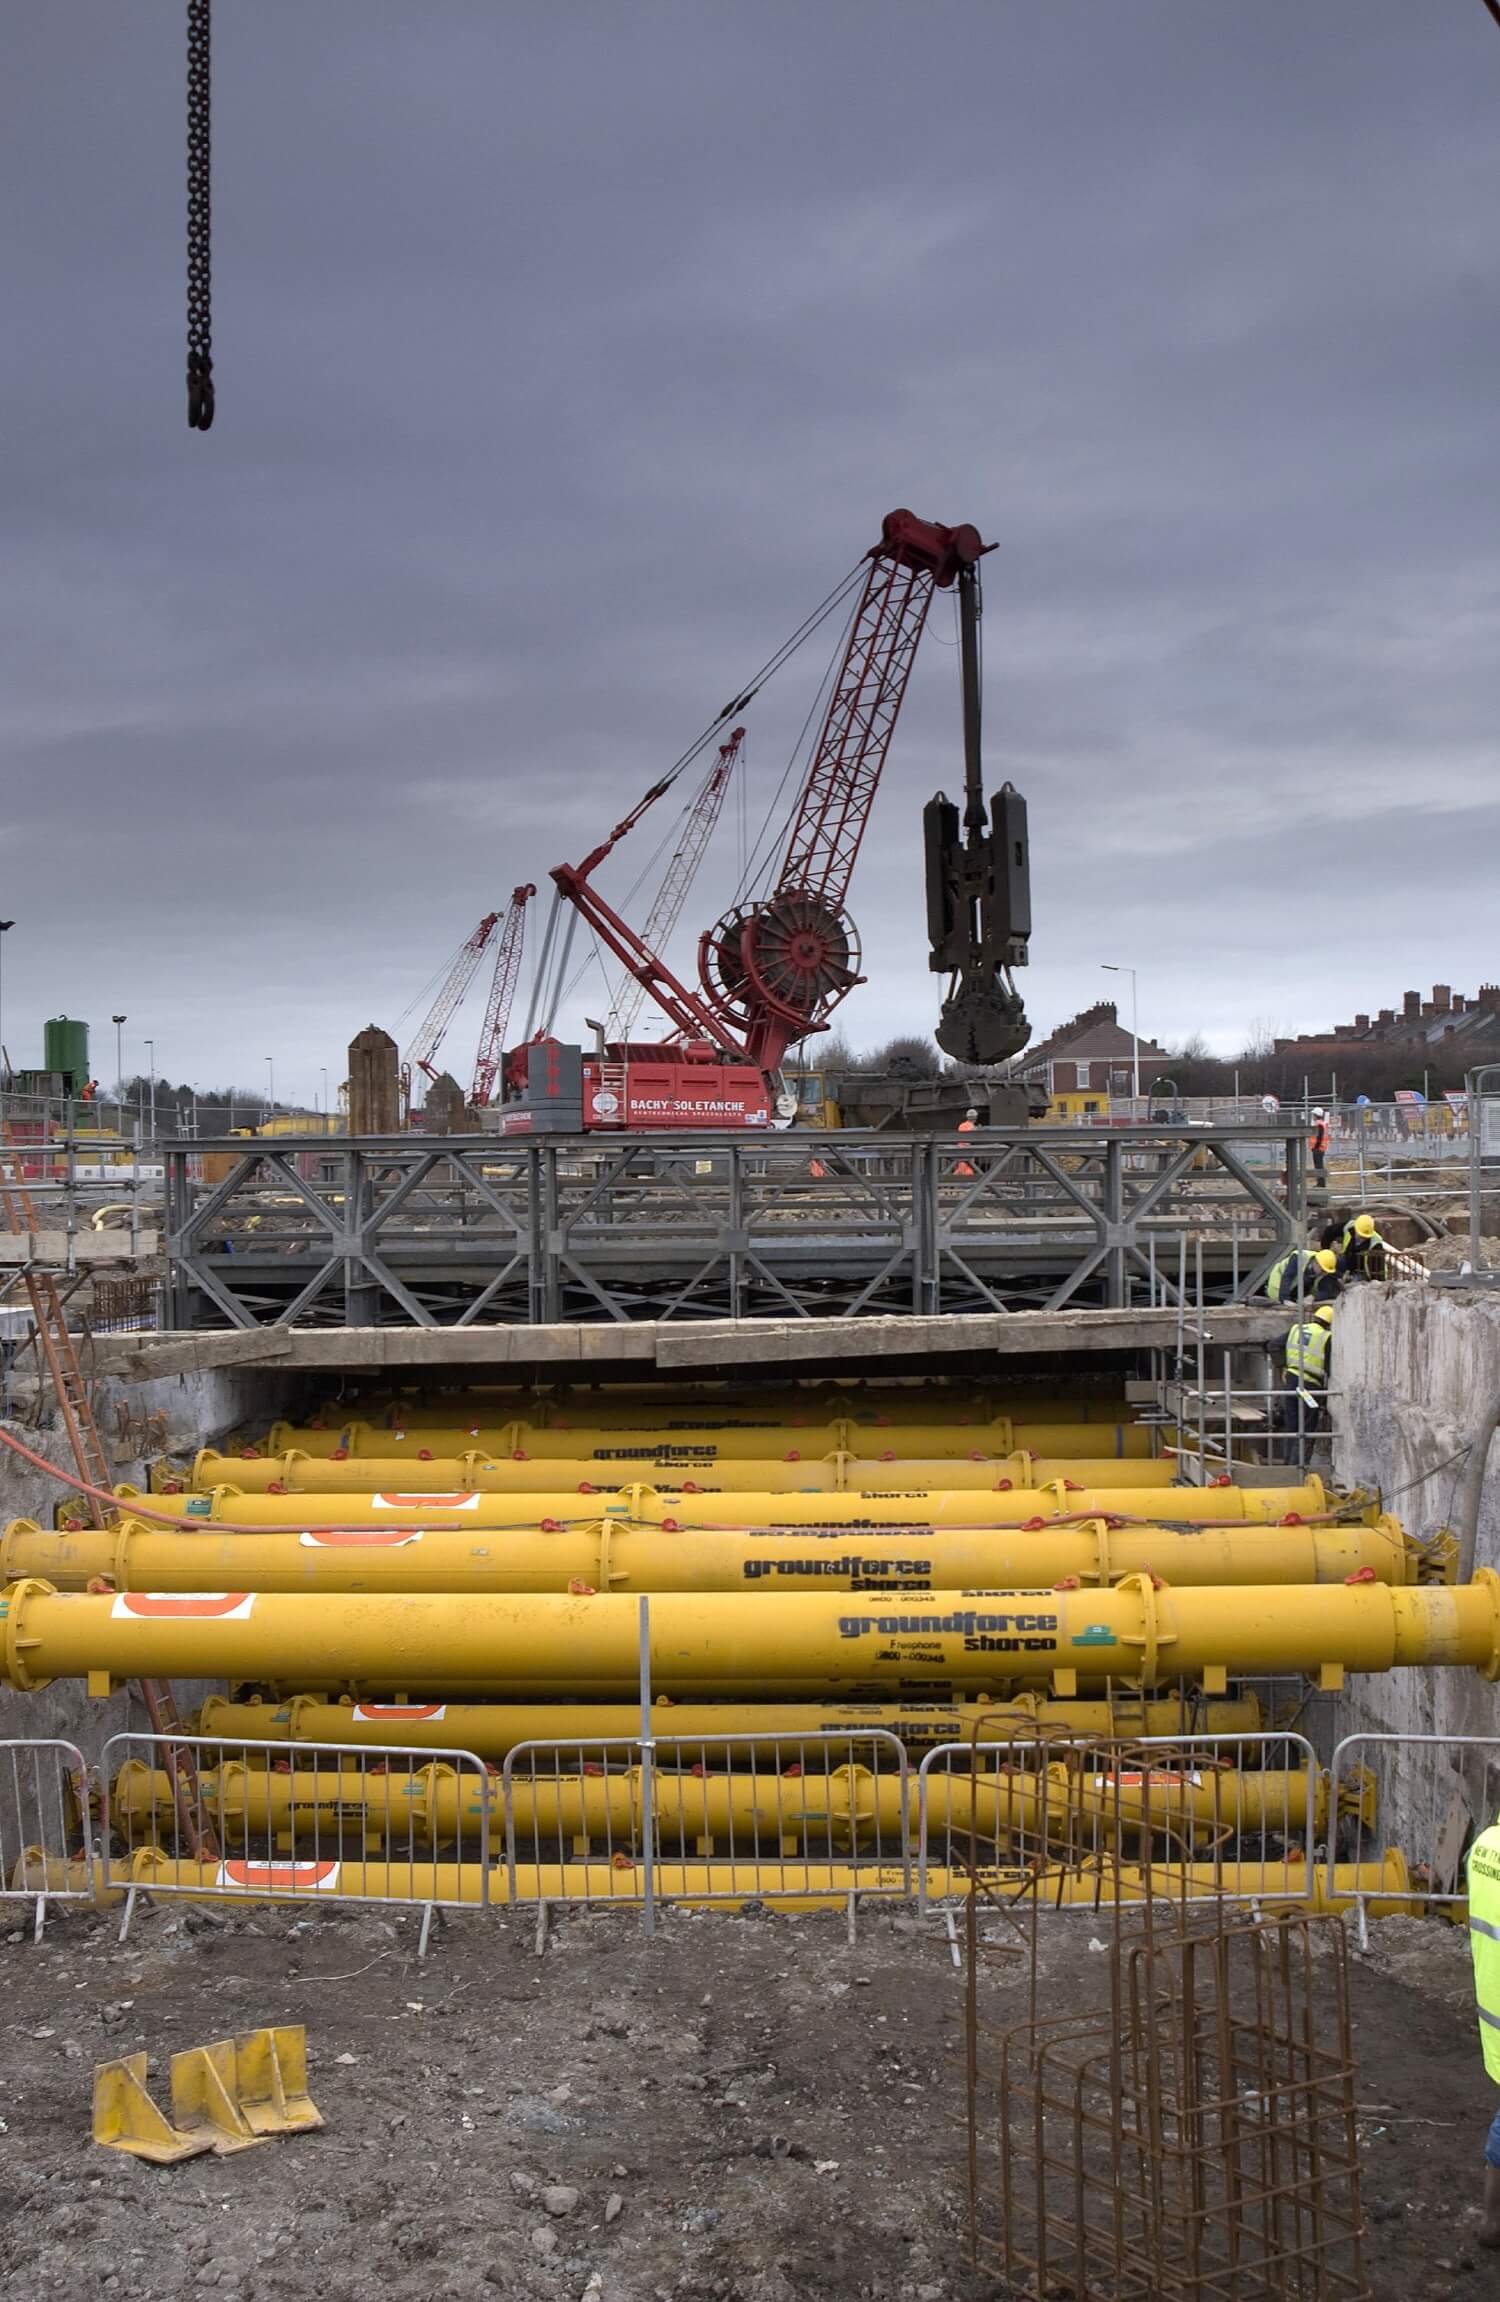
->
xmin=111 ymin=1592 xmax=256 ymax=1621
xmin=298 ymin=1530 xmax=424 ymax=1549
xmin=373 ymin=1491 xmax=479 ymax=1510
xmin=216 ymin=1858 xmax=341 ymax=1891
xmin=351 ymin=1703 xmax=448 ymax=1721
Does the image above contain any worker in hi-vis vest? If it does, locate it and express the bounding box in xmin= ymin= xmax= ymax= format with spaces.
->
xmin=1338 ymin=1210 xmax=1387 ymax=1281
xmin=1465 ymin=1816 xmax=1500 ymax=2247
xmin=1275 ymin=1302 xmax=1333 ymax=1435
xmin=1308 ymin=1106 xmax=1331 ymax=1184
xmin=1264 ymin=1245 xmax=1339 ymax=1308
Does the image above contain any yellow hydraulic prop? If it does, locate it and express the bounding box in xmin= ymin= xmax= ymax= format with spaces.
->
xmin=111 ymin=1754 xmax=1366 ymax=1848
xmin=261 ymin=1415 xmax=1157 ymax=1463
xmin=7 ymin=1509 xmax=1425 ymax=1598
xmin=5 ymin=1574 xmax=1498 ymax=1697
xmin=111 ymin=1843 xmax=1420 ymax=1917
xmin=176 ymin=1476 xmax=1333 ymax=1530
xmin=183 ymin=1449 xmax=1179 ymax=1496
xmin=197 ymin=1688 xmax=1265 ymax=1758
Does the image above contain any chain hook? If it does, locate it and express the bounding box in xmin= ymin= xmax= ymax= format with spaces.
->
xmin=186 ymin=0 xmax=214 ymax=430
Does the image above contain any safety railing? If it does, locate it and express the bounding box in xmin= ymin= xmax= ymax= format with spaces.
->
xmin=914 ymin=1731 xmax=1324 ymax=1915
xmin=500 ymin=1729 xmax=913 ymax=1924
xmin=0 ymin=1736 xmax=94 ymax=1936
xmin=1326 ymin=1729 xmax=1500 ymax=1945
xmin=99 ymin=1732 xmax=494 ymax=1951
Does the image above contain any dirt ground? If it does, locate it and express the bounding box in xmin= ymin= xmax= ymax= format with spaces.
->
xmin=0 ymin=1899 xmax=1493 ymax=2302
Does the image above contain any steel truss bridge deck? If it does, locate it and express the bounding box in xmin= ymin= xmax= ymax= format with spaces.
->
xmin=164 ymin=1128 xmax=1305 ymax=1331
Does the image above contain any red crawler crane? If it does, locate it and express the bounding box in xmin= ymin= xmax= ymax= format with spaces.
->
xmin=511 ymin=511 xmax=986 ymax=1132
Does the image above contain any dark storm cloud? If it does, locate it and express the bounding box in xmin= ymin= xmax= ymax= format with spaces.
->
xmin=2 ymin=3 xmax=1497 ymax=1096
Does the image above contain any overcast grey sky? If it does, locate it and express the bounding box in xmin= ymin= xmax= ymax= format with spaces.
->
xmin=3 ymin=3 xmax=1497 ymax=1102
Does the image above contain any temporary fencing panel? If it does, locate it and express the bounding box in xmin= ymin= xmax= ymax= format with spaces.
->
xmin=99 ymin=1733 xmax=494 ymax=1943
xmin=0 ymin=1736 xmax=94 ymax=1935
xmin=500 ymin=1730 xmax=912 ymax=1913
xmin=1326 ymin=1729 xmax=1500 ymax=1944
xmin=914 ymin=1732 xmax=1326 ymax=1916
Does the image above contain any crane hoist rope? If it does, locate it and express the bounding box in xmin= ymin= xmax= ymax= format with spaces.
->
xmin=608 ymin=730 xmax=745 ymax=1040
xmin=546 ymin=558 xmax=869 ymax=1035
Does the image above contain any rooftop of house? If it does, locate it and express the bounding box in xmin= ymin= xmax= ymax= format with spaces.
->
xmin=1017 ymin=1000 xmax=1172 ymax=1075
xmin=1273 ymin=984 xmax=1500 ymax=1055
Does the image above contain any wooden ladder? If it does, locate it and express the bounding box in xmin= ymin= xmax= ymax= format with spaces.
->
xmin=0 ymin=1121 xmax=218 ymax=1861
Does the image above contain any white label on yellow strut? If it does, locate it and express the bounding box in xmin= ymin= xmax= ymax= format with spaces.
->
xmin=217 ymin=1858 xmax=341 ymax=1891
xmin=1087 ymin=1770 xmax=1204 ymax=1789
xmin=111 ymin=1592 xmax=256 ymax=1621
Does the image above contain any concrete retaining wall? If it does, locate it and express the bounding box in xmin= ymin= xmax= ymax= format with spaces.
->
xmin=1329 ymin=1282 xmax=1500 ymax=1851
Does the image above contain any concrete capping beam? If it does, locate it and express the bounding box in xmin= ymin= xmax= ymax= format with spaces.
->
xmin=90 ymin=1306 xmax=1284 ymax=1382
xmin=0 ymin=1232 xmax=159 ymax=1264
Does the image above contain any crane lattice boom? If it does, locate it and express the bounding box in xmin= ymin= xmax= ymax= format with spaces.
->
xmin=546 ymin=508 xmax=987 ymax=1109
xmin=407 ymin=912 xmax=501 ymax=1084
xmin=611 ymin=729 xmax=744 ymax=1042
xmin=470 ymin=886 xmax=536 ymax=1107
xmin=699 ymin=508 xmax=985 ymax=1074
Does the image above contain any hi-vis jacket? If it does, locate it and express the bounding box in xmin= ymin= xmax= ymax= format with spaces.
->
xmin=1266 ymin=1250 xmax=1328 ymax=1306
xmin=1467 ymin=1823 xmax=1500 ymax=2083
xmin=1283 ymin=1321 xmax=1330 ymax=1396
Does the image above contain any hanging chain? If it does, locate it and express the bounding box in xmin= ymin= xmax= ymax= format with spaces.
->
xmin=186 ymin=0 xmax=214 ymax=430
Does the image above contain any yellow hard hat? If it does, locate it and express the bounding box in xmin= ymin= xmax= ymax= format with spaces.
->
xmin=1315 ymin=1249 xmax=1338 ymax=1273
xmin=1314 ymin=1303 xmax=1335 ymax=1325
xmin=1353 ymin=1213 xmax=1376 ymax=1237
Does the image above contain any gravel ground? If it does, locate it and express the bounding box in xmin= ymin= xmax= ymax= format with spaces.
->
xmin=0 ymin=1899 xmax=1493 ymax=2300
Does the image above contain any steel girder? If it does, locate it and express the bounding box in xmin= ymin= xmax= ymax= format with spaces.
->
xmin=164 ymin=1129 xmax=1302 ymax=1330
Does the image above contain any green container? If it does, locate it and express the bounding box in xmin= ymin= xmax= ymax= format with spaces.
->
xmin=44 ymin=1015 xmax=90 ymax=1088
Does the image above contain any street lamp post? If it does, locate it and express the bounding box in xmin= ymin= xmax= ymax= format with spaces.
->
xmin=112 ymin=1014 xmax=127 ymax=1135
xmin=0 ymin=919 xmax=14 ymax=1109
xmin=1101 ymin=963 xmax=1140 ymax=1111
xmin=144 ymin=1039 xmax=155 ymax=1141
xmin=265 ymin=1056 xmax=275 ymax=1126
xmin=320 ymin=1066 xmax=330 ymax=1133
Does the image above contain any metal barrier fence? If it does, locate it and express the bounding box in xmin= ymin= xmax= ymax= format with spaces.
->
xmin=1326 ymin=1729 xmax=1500 ymax=1945
xmin=914 ymin=1731 xmax=1323 ymax=1914
xmin=500 ymin=1729 xmax=913 ymax=1924
xmin=2 ymin=1716 xmax=1417 ymax=1944
xmin=99 ymin=1733 xmax=494 ymax=1951
xmin=0 ymin=1736 xmax=93 ymax=1936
